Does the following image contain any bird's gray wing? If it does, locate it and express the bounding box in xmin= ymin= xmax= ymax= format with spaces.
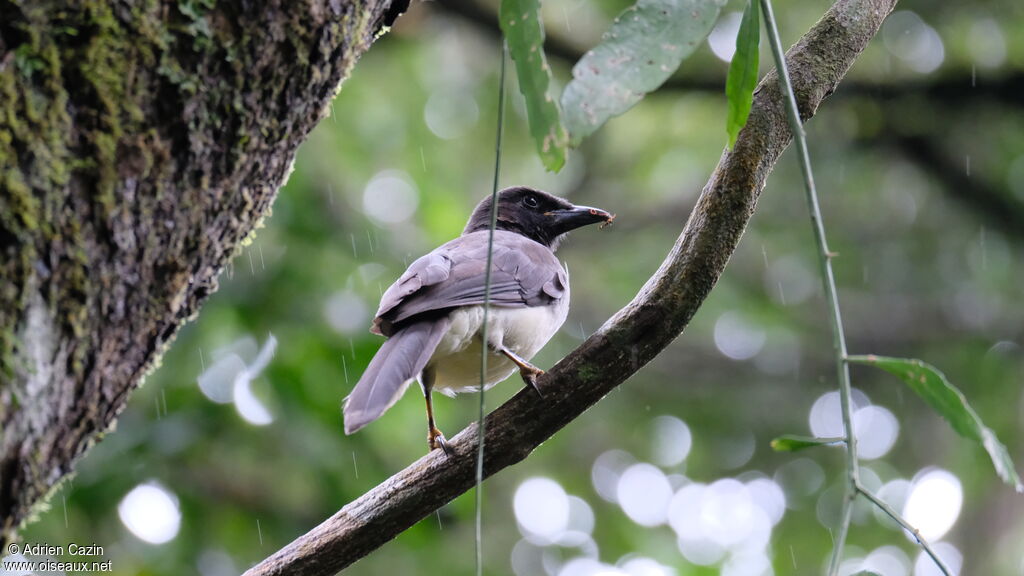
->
xmin=372 ymin=249 xmax=453 ymax=336
xmin=373 ymin=231 xmax=567 ymax=335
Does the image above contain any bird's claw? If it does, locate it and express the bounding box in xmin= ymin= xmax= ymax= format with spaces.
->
xmin=428 ymin=428 xmax=454 ymax=456
xmin=521 ymin=368 xmax=546 ymax=399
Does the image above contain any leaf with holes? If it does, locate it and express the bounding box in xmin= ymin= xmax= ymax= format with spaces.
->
xmin=500 ymin=0 xmax=568 ymax=171
xmin=770 ymin=434 xmax=844 ymax=452
xmin=560 ymin=0 xmax=722 ymax=145
xmin=849 ymin=354 xmax=1023 ymax=492
xmin=725 ymin=0 xmax=760 ymax=148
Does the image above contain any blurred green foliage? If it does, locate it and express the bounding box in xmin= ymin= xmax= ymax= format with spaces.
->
xmin=20 ymin=0 xmax=1024 ymax=574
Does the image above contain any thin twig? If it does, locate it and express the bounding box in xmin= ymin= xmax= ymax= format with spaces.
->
xmin=757 ymin=2 xmax=858 ymax=573
xmin=759 ymin=2 xmax=949 ymax=575
xmin=475 ymin=40 xmax=508 ymax=576
xmin=857 ymin=484 xmax=954 ymax=573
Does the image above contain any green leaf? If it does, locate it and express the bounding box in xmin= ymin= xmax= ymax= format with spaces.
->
xmin=560 ymin=0 xmax=722 ymax=145
xmin=770 ymin=434 xmax=844 ymax=452
xmin=725 ymin=0 xmax=760 ymax=148
xmin=500 ymin=0 xmax=568 ymax=172
xmin=849 ymin=354 xmax=1023 ymax=492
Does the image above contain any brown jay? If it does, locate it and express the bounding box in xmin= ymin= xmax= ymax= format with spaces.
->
xmin=342 ymin=186 xmax=613 ymax=452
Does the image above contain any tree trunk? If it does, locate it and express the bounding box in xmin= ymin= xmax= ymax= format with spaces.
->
xmin=0 ymin=0 xmax=395 ymax=543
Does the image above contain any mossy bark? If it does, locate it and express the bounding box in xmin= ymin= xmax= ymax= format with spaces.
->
xmin=0 ymin=0 xmax=394 ymax=543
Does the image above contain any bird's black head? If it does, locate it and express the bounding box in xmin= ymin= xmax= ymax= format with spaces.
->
xmin=463 ymin=187 xmax=614 ymax=250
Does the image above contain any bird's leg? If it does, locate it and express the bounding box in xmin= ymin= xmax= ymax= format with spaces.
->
xmin=494 ymin=345 xmax=546 ymax=398
xmin=420 ymin=367 xmax=453 ymax=456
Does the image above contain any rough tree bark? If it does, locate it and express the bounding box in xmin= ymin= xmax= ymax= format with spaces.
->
xmin=0 ymin=0 xmax=399 ymax=543
xmin=245 ymin=0 xmax=898 ymax=574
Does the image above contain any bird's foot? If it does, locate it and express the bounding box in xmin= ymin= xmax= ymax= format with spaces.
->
xmin=520 ymin=366 xmax=546 ymax=399
xmin=428 ymin=427 xmax=454 ymax=456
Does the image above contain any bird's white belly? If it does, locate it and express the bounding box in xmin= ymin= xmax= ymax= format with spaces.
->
xmin=428 ymin=298 xmax=569 ymax=397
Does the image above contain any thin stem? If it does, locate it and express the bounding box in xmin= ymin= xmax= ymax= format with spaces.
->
xmin=475 ymin=41 xmax=508 ymax=576
xmin=760 ymin=3 xmax=950 ymax=576
xmin=759 ymin=1 xmax=857 ymax=573
xmin=829 ymin=490 xmax=855 ymax=573
xmin=857 ymin=485 xmax=953 ymax=575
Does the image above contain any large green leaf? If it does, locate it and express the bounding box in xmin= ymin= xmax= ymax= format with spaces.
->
xmin=500 ymin=0 xmax=568 ymax=172
xmin=725 ymin=0 xmax=760 ymax=148
xmin=770 ymin=434 xmax=844 ymax=452
xmin=849 ymin=354 xmax=1023 ymax=492
xmin=560 ymin=0 xmax=723 ymax=145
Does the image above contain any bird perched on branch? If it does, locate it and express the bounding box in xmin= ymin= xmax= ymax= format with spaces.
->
xmin=343 ymin=186 xmax=614 ymax=453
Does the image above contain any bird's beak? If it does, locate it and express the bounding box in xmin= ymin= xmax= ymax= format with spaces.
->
xmin=545 ymin=205 xmax=616 ymax=233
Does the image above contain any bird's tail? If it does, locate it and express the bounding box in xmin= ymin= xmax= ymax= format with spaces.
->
xmin=343 ymin=317 xmax=451 ymax=435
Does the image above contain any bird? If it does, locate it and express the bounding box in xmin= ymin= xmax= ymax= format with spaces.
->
xmin=342 ymin=186 xmax=614 ymax=453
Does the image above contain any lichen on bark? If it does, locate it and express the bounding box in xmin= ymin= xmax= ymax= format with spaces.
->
xmin=0 ymin=0 xmax=394 ymax=543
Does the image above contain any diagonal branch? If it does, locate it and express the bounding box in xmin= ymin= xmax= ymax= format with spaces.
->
xmin=244 ymin=0 xmax=896 ymax=574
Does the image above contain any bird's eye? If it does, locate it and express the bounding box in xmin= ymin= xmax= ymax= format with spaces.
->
xmin=523 ymin=195 xmax=539 ymax=208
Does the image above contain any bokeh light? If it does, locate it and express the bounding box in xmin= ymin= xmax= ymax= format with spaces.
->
xmin=515 ymin=477 xmax=571 ymax=544
xmin=117 ymin=481 xmax=181 ymax=544
xmin=746 ymin=477 xmax=786 ymax=525
xmin=362 ymin=170 xmax=420 ymax=225
xmin=882 ymin=11 xmax=945 ymax=73
xmin=808 ymin=390 xmax=870 ymax=439
xmin=618 ymin=556 xmax=676 ymax=576
xmin=774 ymin=458 xmax=825 ymax=505
xmin=714 ymin=312 xmax=766 ymax=361
xmin=234 ymin=375 xmax=273 ymax=426
xmin=864 ymin=545 xmax=912 ymax=576
xmin=196 ymin=335 xmax=276 ymax=425
xmin=592 ymin=450 xmax=635 ymax=503
xmin=559 ymin=558 xmax=622 ymax=576
xmin=324 ymin=290 xmax=370 ymax=335
xmin=707 ymin=12 xmax=742 ymax=62
xmin=617 ymin=464 xmax=673 ymax=526
xmin=424 ymin=89 xmax=479 ymax=140
xmin=197 ymin=338 xmax=256 ymax=404
xmin=966 ymin=18 xmax=1006 ymax=68
xmin=721 ymin=550 xmax=773 ymax=576
xmin=903 ymin=469 xmax=963 ymax=541
xmin=764 ymin=255 xmax=817 ymax=306
xmin=651 ymin=416 xmax=692 ymax=467
xmin=853 ymin=405 xmax=899 ymax=460
xmin=874 ymin=478 xmax=912 ymax=529
xmin=753 ymin=329 xmax=801 ymax=376
xmin=559 ymin=496 xmax=597 ymax=547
